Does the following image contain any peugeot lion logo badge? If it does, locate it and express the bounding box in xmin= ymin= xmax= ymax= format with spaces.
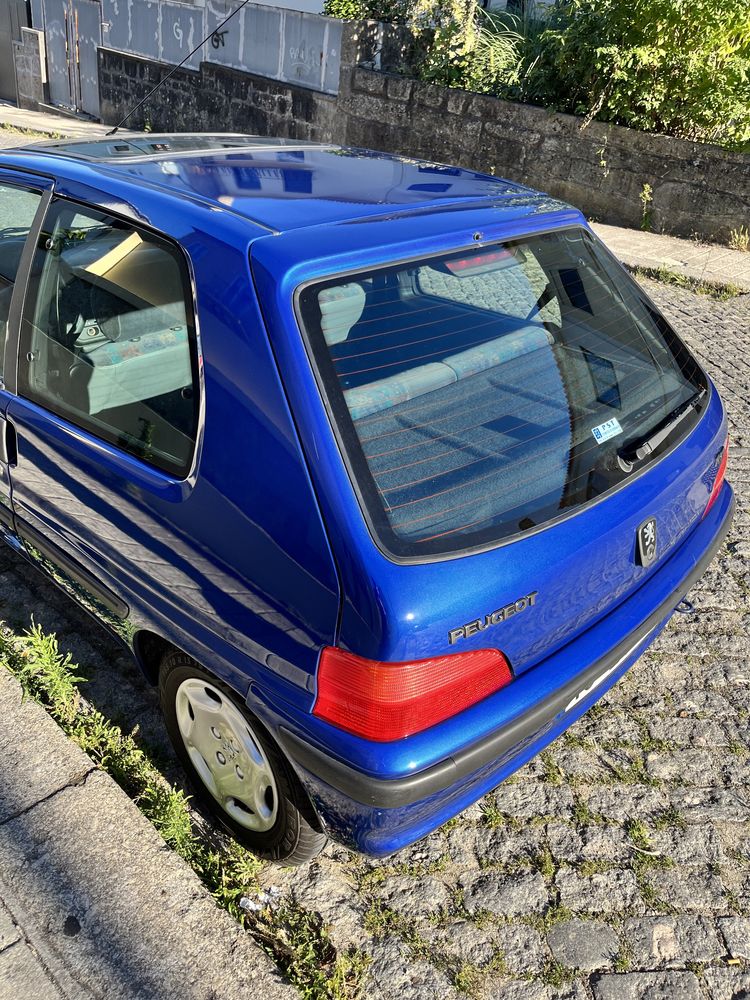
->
xmin=637 ymin=517 xmax=657 ymax=567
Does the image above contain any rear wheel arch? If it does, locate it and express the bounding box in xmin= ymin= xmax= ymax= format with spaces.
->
xmin=131 ymin=629 xmax=176 ymax=685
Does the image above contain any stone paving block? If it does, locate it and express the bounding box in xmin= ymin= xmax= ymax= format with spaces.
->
xmin=445 ymin=825 xmax=483 ymax=867
xmin=649 ymin=824 xmax=726 ymax=865
xmin=571 ymin=712 xmax=642 ymax=745
xmin=490 ymin=783 xmax=575 ymax=820
xmin=477 ymin=824 xmax=546 ymax=866
xmin=639 ymin=868 xmax=729 ymax=914
xmin=0 ymin=941 xmax=62 ymax=1000
xmin=555 ymin=868 xmax=640 ymax=915
xmin=546 ymin=823 xmax=584 ymax=861
xmin=497 ymin=922 xmax=546 ymax=975
xmin=0 ymin=668 xmax=94 ymax=823
xmin=382 ymin=874 xmax=452 ymax=921
xmin=547 ymin=918 xmax=619 ymax=971
xmin=0 ymin=569 xmax=73 ymax=637
xmin=584 ymin=786 xmax=669 ymax=824
xmin=364 ymin=938 xmax=456 ymax=1000
xmin=703 ymin=967 xmax=750 ymax=1000
xmin=0 ymin=772 xmax=294 ymax=1000
xmin=667 ymin=788 xmax=750 ymax=824
xmin=717 ymin=916 xmax=750 ymax=959
xmin=621 ymin=916 xmax=723 ymax=967
xmin=422 ymin=919 xmax=497 ymax=967
xmin=460 ymin=870 xmax=548 ymax=918
xmin=645 ymin=749 xmax=722 ymax=785
xmin=268 ymin=859 xmax=366 ymax=952
xmin=0 ymin=903 xmax=18 ymax=954
xmin=591 ymin=970 xmax=703 ymax=1000
xmin=580 ymin=825 xmax=630 ymax=862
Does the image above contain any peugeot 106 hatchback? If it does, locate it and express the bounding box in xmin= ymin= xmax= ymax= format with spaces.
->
xmin=0 ymin=134 xmax=733 ymax=862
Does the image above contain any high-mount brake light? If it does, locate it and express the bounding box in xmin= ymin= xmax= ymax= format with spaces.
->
xmin=704 ymin=437 xmax=729 ymax=518
xmin=445 ymin=249 xmax=513 ymax=276
xmin=313 ymin=647 xmax=513 ymax=742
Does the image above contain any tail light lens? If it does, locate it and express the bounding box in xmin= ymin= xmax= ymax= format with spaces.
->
xmin=313 ymin=646 xmax=512 ymax=741
xmin=704 ymin=437 xmax=729 ymax=517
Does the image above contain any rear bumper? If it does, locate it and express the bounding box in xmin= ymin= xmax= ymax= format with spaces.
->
xmin=271 ymin=485 xmax=733 ymax=854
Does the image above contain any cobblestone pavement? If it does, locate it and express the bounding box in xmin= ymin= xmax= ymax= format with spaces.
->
xmin=0 ymin=279 xmax=748 ymax=1000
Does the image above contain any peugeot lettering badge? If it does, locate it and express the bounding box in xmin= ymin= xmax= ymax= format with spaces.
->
xmin=637 ymin=517 xmax=657 ymax=567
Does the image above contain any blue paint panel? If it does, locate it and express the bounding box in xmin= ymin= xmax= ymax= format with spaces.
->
xmin=0 ymin=141 xmax=733 ymax=854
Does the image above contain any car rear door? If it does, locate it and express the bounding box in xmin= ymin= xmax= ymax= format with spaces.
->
xmin=0 ymin=169 xmax=52 ymax=551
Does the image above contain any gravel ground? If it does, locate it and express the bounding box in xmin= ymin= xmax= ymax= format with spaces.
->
xmin=0 ymin=278 xmax=748 ymax=1000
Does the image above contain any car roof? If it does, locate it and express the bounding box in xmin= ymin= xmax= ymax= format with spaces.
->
xmin=2 ymin=133 xmax=570 ymax=237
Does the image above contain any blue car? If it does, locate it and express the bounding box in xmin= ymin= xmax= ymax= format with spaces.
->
xmin=0 ymin=134 xmax=732 ymax=863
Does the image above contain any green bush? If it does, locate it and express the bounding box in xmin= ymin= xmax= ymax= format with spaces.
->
xmin=518 ymin=0 xmax=750 ymax=149
xmin=324 ymin=0 xmax=523 ymax=93
xmin=326 ymin=0 xmax=750 ymax=151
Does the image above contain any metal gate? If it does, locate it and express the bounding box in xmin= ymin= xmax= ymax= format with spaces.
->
xmin=0 ymin=0 xmax=31 ymax=102
xmin=43 ymin=0 xmax=100 ymax=117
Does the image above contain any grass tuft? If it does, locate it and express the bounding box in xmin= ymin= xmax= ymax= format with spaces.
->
xmin=630 ymin=265 xmax=743 ymax=300
xmin=728 ymin=226 xmax=750 ymax=252
xmin=2 ymin=622 xmax=368 ymax=999
xmin=540 ymin=958 xmax=577 ymax=988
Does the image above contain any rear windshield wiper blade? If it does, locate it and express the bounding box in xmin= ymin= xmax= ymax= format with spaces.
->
xmin=618 ymin=389 xmax=706 ymax=468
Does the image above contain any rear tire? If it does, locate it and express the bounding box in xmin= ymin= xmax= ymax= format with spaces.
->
xmin=158 ymin=651 xmax=326 ymax=865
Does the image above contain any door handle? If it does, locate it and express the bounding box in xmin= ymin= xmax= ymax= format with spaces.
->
xmin=0 ymin=418 xmax=18 ymax=468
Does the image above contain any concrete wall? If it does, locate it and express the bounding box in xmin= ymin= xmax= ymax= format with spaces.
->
xmin=98 ymin=23 xmax=750 ymax=242
xmin=100 ymin=0 xmax=341 ymax=93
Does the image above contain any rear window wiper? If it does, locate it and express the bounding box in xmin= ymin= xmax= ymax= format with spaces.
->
xmin=618 ymin=389 xmax=706 ymax=469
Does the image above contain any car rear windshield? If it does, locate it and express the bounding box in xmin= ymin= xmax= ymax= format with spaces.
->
xmin=297 ymin=227 xmax=707 ymax=559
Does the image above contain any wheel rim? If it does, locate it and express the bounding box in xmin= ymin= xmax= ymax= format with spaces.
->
xmin=174 ymin=678 xmax=278 ymax=832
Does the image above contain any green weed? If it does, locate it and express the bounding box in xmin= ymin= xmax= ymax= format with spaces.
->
xmin=729 ymin=226 xmax=750 ymax=252
xmin=630 ymin=266 xmax=743 ymax=300
xmin=2 ymin=623 xmax=368 ymax=999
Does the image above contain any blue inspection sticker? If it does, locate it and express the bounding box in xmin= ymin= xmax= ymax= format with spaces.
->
xmin=591 ymin=417 xmax=623 ymax=444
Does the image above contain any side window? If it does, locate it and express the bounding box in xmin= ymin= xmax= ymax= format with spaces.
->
xmin=19 ymin=199 xmax=199 ymax=477
xmin=0 ymin=182 xmax=43 ymax=375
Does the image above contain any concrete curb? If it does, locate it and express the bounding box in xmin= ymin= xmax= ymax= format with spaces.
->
xmin=0 ymin=666 xmax=298 ymax=1000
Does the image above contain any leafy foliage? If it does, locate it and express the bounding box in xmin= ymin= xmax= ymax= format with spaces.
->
xmin=518 ymin=0 xmax=750 ymax=149
xmin=326 ymin=0 xmax=750 ymax=150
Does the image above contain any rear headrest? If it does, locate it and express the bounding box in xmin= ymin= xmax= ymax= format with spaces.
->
xmin=318 ymin=283 xmax=366 ymax=346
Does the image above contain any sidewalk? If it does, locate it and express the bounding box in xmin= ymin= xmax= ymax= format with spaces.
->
xmin=0 ymin=667 xmax=296 ymax=1000
xmin=0 ymin=101 xmax=113 ymax=139
xmin=591 ymin=222 xmax=750 ymax=294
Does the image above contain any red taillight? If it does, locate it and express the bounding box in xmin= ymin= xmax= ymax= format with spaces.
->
xmin=704 ymin=437 xmax=729 ymax=517
xmin=313 ymin=646 xmax=512 ymax=742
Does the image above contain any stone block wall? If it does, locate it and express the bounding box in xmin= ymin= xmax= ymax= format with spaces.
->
xmin=98 ymin=21 xmax=750 ymax=242
xmin=98 ymin=49 xmax=338 ymax=142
